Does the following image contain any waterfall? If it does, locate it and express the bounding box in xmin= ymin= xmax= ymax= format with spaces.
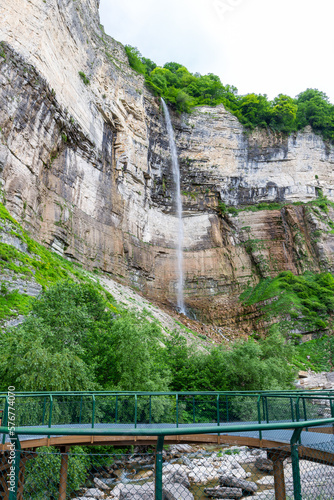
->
xmin=161 ymin=98 xmax=185 ymax=314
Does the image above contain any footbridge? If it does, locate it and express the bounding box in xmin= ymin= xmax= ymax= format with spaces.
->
xmin=1 ymin=390 xmax=334 ymax=499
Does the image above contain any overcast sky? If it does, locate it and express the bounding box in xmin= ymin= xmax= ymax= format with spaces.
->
xmin=99 ymin=0 xmax=334 ymax=103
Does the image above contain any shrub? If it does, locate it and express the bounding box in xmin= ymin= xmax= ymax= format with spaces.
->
xmin=78 ymin=71 xmax=90 ymax=85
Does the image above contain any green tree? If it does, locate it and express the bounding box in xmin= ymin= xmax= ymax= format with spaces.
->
xmin=296 ymin=88 xmax=334 ymax=140
xmin=24 ymin=446 xmax=90 ymax=499
xmin=0 ymin=281 xmax=108 ymax=390
xmin=124 ymin=45 xmax=146 ymax=75
xmin=270 ymin=94 xmax=297 ymax=132
xmin=83 ymin=310 xmax=170 ymax=391
xmin=237 ymin=93 xmax=271 ymax=128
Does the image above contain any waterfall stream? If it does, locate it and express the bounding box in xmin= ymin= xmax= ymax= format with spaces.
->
xmin=161 ymin=98 xmax=185 ymax=314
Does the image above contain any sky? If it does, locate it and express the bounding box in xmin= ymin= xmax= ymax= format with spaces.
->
xmin=99 ymin=0 xmax=334 ymax=103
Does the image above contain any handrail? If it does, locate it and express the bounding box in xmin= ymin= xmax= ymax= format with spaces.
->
xmin=1 ymin=417 xmax=334 ymax=437
xmin=0 ymin=389 xmax=333 ymax=396
xmin=2 ymin=391 xmax=334 ymax=432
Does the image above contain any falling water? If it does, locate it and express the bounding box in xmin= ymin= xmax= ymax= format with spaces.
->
xmin=161 ymin=98 xmax=185 ymax=314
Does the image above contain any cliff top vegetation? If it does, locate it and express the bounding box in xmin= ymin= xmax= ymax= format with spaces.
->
xmin=125 ymin=45 xmax=334 ymax=142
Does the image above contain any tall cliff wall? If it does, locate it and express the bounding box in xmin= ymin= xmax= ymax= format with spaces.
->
xmin=1 ymin=0 xmax=334 ymax=324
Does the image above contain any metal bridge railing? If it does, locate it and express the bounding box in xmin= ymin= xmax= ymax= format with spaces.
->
xmin=1 ymin=418 xmax=334 ymax=500
xmin=1 ymin=390 xmax=333 ymax=443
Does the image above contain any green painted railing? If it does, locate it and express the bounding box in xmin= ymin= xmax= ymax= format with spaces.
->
xmin=1 ymin=417 xmax=334 ymax=500
xmin=1 ymin=390 xmax=334 ymax=445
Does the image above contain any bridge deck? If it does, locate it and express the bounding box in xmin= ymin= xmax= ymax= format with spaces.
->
xmin=2 ymin=422 xmax=333 ymax=465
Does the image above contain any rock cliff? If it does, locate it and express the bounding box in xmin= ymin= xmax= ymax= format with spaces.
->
xmin=1 ymin=0 xmax=334 ymax=325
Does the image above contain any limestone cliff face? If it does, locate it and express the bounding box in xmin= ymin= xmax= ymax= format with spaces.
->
xmin=1 ymin=0 xmax=334 ymax=323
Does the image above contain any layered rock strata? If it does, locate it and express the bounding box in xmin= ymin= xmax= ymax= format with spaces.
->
xmin=1 ymin=0 xmax=334 ymax=323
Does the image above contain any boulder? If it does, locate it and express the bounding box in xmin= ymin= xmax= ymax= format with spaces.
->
xmin=219 ymin=475 xmax=258 ymax=493
xmin=93 ymin=478 xmax=110 ymax=490
xmin=203 ymin=487 xmax=243 ymax=498
xmin=163 ymin=482 xmax=194 ymax=500
xmin=119 ymin=483 xmax=154 ymax=500
xmin=163 ymin=469 xmax=190 ymax=488
xmin=84 ymin=489 xmax=104 ymax=498
xmin=255 ymin=458 xmax=273 ymax=472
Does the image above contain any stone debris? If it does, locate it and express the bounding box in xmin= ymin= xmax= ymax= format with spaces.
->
xmin=219 ymin=474 xmax=258 ymax=492
xmin=93 ymin=477 xmax=110 ymax=490
xmin=254 ymin=458 xmax=273 ymax=472
xmin=203 ymin=486 xmax=243 ymax=498
xmin=82 ymin=488 xmax=104 ymax=498
xmin=74 ymin=446 xmax=334 ymax=500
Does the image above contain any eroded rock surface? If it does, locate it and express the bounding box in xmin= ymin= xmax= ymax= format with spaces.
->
xmin=1 ymin=0 xmax=334 ymax=324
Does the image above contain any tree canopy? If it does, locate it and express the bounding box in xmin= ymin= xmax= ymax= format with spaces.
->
xmin=124 ymin=45 xmax=334 ymax=142
xmin=0 ymin=280 xmax=296 ymax=393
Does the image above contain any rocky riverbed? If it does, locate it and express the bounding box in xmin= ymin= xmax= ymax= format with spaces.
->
xmin=73 ymin=444 xmax=334 ymax=500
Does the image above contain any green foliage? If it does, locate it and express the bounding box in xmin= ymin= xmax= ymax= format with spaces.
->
xmin=82 ymin=308 xmax=171 ymax=391
xmin=164 ymin=329 xmax=295 ymax=392
xmin=0 ymin=279 xmax=170 ymax=392
xmin=0 ymin=277 xmax=297 ymax=393
xmin=293 ymin=336 xmax=333 ymax=372
xmin=124 ymin=46 xmax=334 ymax=141
xmin=296 ymin=89 xmax=334 ymax=141
xmin=78 ymin=71 xmax=90 ymax=85
xmin=0 ymin=201 xmax=107 ymax=315
xmin=0 ymin=281 xmax=113 ymax=391
xmin=24 ymin=447 xmax=90 ymax=499
xmin=0 ymin=286 xmax=32 ymax=319
xmin=218 ymin=201 xmax=227 ymax=216
xmin=0 ymin=42 xmax=6 ymax=60
xmin=240 ymin=271 xmax=334 ymax=337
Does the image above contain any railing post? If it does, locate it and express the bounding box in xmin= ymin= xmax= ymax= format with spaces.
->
xmin=8 ymin=434 xmax=21 ymax=500
xmin=135 ymin=394 xmax=137 ymax=428
xmin=257 ymin=395 xmax=262 ymax=441
xmin=42 ymin=396 xmax=47 ymax=426
xmin=2 ymin=396 xmax=8 ymax=444
xmin=290 ymin=427 xmax=302 ymax=500
xmin=115 ymin=395 xmax=118 ymax=424
xmin=48 ymin=395 xmax=53 ymax=438
xmin=226 ymin=395 xmax=229 ymax=423
xmin=79 ymin=396 xmax=83 ymax=425
xmin=193 ymin=396 xmax=195 ymax=424
xmin=149 ymin=395 xmax=152 ymax=425
xmin=330 ymin=398 xmax=334 ymax=432
xmin=302 ymin=397 xmax=307 ymax=421
xmin=155 ymin=435 xmax=164 ymax=500
xmin=216 ymin=395 xmax=220 ymax=426
xmin=290 ymin=397 xmax=295 ymax=422
xmin=265 ymin=396 xmax=269 ymax=423
xmin=92 ymin=395 xmax=95 ymax=429
xmin=176 ymin=394 xmax=179 ymax=428
xmin=295 ymin=397 xmax=300 ymax=422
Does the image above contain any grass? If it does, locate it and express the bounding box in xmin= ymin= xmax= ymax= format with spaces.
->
xmin=240 ymin=271 xmax=334 ymax=335
xmin=0 ymin=202 xmax=118 ymax=322
xmin=293 ymin=336 xmax=332 ymax=372
xmin=222 ymin=190 xmax=334 ymax=215
xmin=0 ymin=288 xmax=33 ymax=319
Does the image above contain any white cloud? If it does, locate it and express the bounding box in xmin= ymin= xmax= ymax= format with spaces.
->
xmin=99 ymin=0 xmax=334 ymax=102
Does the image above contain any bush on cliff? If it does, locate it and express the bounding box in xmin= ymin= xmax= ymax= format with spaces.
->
xmin=124 ymin=45 xmax=334 ymax=141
